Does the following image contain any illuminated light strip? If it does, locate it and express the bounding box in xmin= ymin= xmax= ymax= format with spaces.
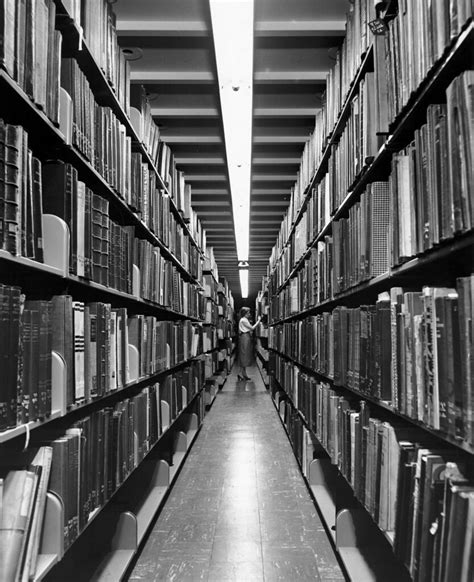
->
xmin=209 ymin=0 xmax=254 ymax=293
xmin=239 ymin=268 xmax=249 ymax=299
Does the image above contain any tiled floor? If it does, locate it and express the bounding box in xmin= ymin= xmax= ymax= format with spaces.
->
xmin=127 ymin=366 xmax=345 ymax=581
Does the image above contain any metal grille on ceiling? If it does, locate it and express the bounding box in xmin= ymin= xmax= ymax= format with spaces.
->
xmin=116 ymin=0 xmax=347 ymax=300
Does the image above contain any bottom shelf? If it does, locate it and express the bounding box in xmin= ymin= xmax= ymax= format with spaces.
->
xmin=92 ymin=417 xmax=202 ymax=581
xmin=269 ymin=391 xmax=411 ymax=582
xmin=256 ymin=359 xmax=269 ymax=387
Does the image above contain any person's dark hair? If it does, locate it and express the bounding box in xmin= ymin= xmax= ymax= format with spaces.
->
xmin=239 ymin=307 xmax=251 ymax=318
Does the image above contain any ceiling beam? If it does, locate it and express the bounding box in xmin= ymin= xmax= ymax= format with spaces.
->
xmin=152 ymin=106 xmax=317 ymax=118
xmin=186 ymin=174 xmax=228 ymax=181
xmin=252 ymin=156 xmax=300 ymax=164
xmin=253 ymin=134 xmax=310 ymax=143
xmin=164 ymin=135 xmax=222 ymax=144
xmin=130 ymin=71 xmax=214 ymax=83
xmin=192 ymin=200 xmax=229 ymax=206
xmin=254 ymin=107 xmax=318 ymax=117
xmin=151 ymin=107 xmax=219 ymax=117
xmin=252 ymin=174 xmax=297 ymax=181
xmin=117 ymin=20 xmax=209 ymax=36
xmin=192 ymin=188 xmax=229 ymax=195
xmin=251 ymin=201 xmax=288 ymax=206
xmin=174 ymin=156 xmax=226 ymax=164
xmin=254 ymin=71 xmax=327 ymax=82
xmin=255 ymin=20 xmax=345 ymax=36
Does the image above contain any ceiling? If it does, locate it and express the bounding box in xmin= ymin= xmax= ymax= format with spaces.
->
xmin=115 ymin=0 xmax=348 ymax=300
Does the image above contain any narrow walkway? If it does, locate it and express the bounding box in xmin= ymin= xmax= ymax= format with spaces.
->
xmin=128 ymin=366 xmax=345 ymax=582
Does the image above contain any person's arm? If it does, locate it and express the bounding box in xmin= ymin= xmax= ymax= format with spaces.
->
xmin=251 ymin=316 xmax=262 ymax=330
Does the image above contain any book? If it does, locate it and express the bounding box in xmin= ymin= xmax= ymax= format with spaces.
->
xmin=0 ymin=467 xmax=41 ymax=581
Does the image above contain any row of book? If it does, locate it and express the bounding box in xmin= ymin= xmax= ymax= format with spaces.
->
xmin=0 ymin=131 xmax=205 ymax=313
xmin=204 ymin=297 xmax=220 ymax=326
xmin=384 ymin=0 xmax=472 ymax=124
xmin=273 ymin=373 xmax=473 ymax=582
xmin=269 ymin=236 xmax=333 ymax=318
xmin=133 ymin=239 xmax=205 ymax=318
xmin=128 ymin=85 xmax=193 ymax=219
xmin=0 ymin=284 xmax=206 ymax=431
xmin=79 ymin=0 xmax=131 ymax=115
xmin=0 ymin=121 xmax=44 ymax=260
xmin=0 ymin=2 xmax=216 ymax=267
xmin=269 ymin=277 xmax=474 ymax=445
xmin=60 ymin=8 xmax=209 ymax=261
xmin=332 ymin=182 xmax=390 ymax=293
xmin=269 ymin=67 xmax=472 ymax=298
xmin=0 ymin=370 xmax=206 ymax=580
xmin=324 ymin=0 xmax=377 ymax=138
xmin=390 ymin=74 xmax=473 ymax=265
xmin=329 ymin=72 xmax=380 ymax=206
xmin=267 ymin=7 xmax=472 ymax=287
xmin=61 ymin=57 xmax=132 ymax=198
xmin=267 ymin=1 xmax=379 ymax=276
xmin=0 ymin=0 xmax=61 ymax=125
xmin=129 ymin=154 xmax=201 ymax=278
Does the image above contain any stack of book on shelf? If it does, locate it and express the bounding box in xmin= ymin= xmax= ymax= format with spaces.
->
xmin=0 ymin=284 xmax=208 ymax=431
xmin=269 ymin=276 xmax=473 ymax=446
xmin=0 ymin=356 xmax=207 ymax=581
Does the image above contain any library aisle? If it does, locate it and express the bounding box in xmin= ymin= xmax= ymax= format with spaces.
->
xmin=128 ymin=366 xmax=345 ymax=582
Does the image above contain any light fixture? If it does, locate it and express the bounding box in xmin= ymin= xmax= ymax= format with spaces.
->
xmin=239 ymin=268 xmax=249 ymax=299
xmin=209 ymin=0 xmax=254 ymax=290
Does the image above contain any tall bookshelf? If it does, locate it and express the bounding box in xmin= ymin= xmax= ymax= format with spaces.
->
xmin=266 ymin=2 xmax=473 ymax=581
xmin=0 ymin=1 xmax=233 ymax=581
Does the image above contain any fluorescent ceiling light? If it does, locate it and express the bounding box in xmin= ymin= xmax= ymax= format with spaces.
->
xmin=239 ymin=269 xmax=249 ymax=299
xmin=209 ymin=0 xmax=254 ymax=270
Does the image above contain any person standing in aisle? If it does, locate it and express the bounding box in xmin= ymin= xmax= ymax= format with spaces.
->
xmin=237 ymin=307 xmax=261 ymax=381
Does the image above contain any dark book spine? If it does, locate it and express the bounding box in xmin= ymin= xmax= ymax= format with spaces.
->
xmin=3 ymin=124 xmax=24 ymax=255
xmin=22 ymin=0 xmax=35 ymax=98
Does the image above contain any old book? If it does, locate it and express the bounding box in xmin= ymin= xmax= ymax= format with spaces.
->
xmin=0 ymin=0 xmax=16 ymax=77
xmin=442 ymin=486 xmax=474 ymax=582
xmin=0 ymin=467 xmax=40 ymax=581
xmin=3 ymin=124 xmax=25 ymax=256
xmin=437 ymin=461 xmax=470 ymax=582
xmin=22 ymin=0 xmax=35 ymax=98
xmin=456 ymin=276 xmax=473 ymax=444
xmin=51 ymin=295 xmax=74 ymax=407
xmin=19 ymin=447 xmax=53 ymax=582
xmin=86 ymin=302 xmax=98 ymax=398
xmin=30 ymin=156 xmax=44 ymax=263
xmin=72 ymin=301 xmax=85 ymax=402
xmin=42 ymin=161 xmax=77 ymax=274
